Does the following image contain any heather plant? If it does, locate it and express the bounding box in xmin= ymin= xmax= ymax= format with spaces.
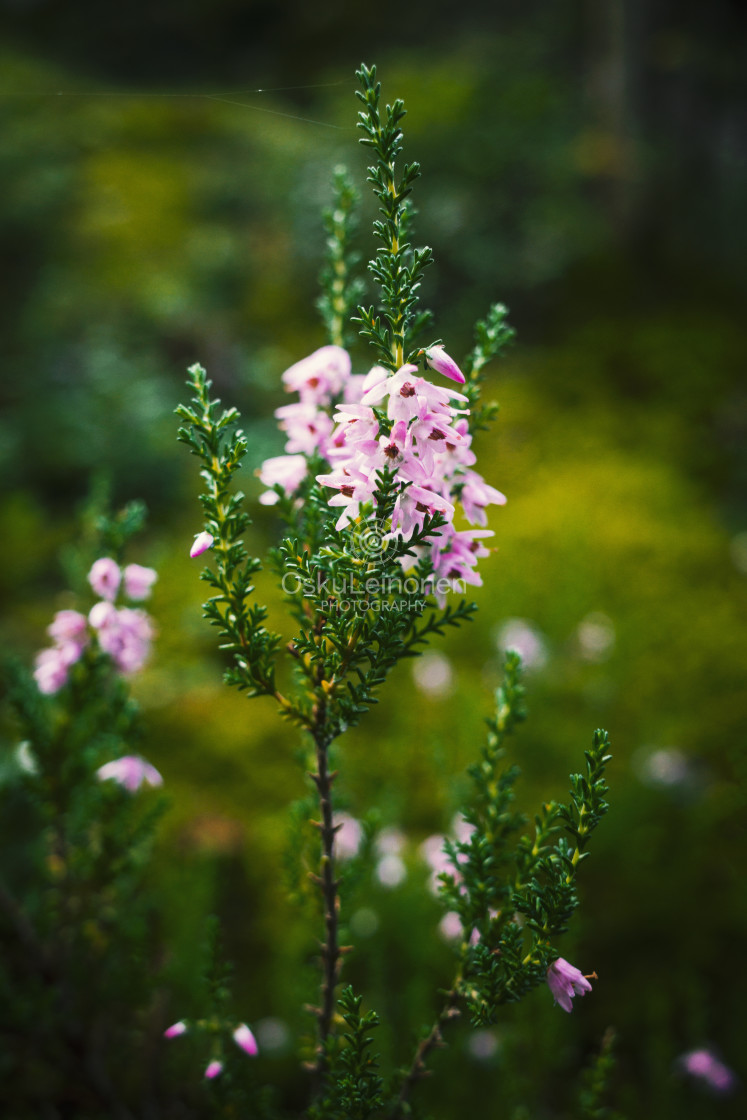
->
xmin=174 ymin=64 xmax=613 ymax=1118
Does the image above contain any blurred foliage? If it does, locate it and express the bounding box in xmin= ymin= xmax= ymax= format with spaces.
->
xmin=1 ymin=2 xmax=746 ymax=1116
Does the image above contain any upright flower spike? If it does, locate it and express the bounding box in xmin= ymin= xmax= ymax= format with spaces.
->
xmin=546 ymin=957 xmax=593 ymax=1013
xmin=424 ymin=344 xmax=467 ymax=385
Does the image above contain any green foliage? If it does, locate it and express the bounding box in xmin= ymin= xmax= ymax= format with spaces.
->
xmin=433 ymin=655 xmax=611 ymax=1027
xmin=176 ymin=363 xmax=283 ymax=704
xmin=354 ymin=63 xmax=433 ymax=370
xmin=310 ymin=986 xmax=384 ymax=1120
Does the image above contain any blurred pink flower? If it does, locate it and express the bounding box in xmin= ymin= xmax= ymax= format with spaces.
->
xmin=281 ymin=345 xmax=351 ymax=404
xmin=258 ymin=454 xmax=308 ymax=505
xmin=424 ymin=344 xmax=466 ymax=384
xmin=233 ymin=1023 xmax=259 ymax=1056
xmin=333 ymin=812 xmax=362 ymax=859
xmin=88 ymin=557 xmax=121 ymax=602
xmin=546 ymin=957 xmax=593 ymax=1013
xmin=33 ymin=644 xmax=81 ymax=694
xmin=96 ymin=755 xmax=163 ymax=793
xmin=190 ymin=531 xmax=215 ymax=558
xmin=47 ymin=609 xmax=88 ymax=646
xmin=123 ymin=563 xmax=158 ymax=601
xmin=163 ymin=1021 xmax=188 ymax=1039
xmin=204 ymin=1060 xmax=223 ymax=1080
xmin=678 ymin=1049 xmax=737 ymax=1094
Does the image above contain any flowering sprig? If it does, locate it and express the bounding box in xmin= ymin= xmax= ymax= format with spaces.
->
xmin=390 ymin=654 xmax=611 ymax=1113
xmin=176 ymin=365 xmax=289 ymax=712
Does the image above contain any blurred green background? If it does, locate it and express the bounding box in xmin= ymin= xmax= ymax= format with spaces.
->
xmin=1 ymin=1 xmax=746 ymax=1116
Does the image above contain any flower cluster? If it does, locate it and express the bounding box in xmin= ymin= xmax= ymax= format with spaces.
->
xmin=33 ymin=559 xmax=157 ymax=694
xmin=258 ymin=345 xmax=505 ymax=605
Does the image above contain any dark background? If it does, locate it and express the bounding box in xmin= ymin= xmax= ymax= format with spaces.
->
xmin=1 ymin=1 xmax=746 ymax=1116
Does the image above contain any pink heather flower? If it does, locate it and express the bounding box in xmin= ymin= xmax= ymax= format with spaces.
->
xmin=33 ymin=644 xmax=81 ymax=695
xmin=123 ymin=563 xmax=158 ymax=601
xmin=546 ymin=957 xmax=593 ymax=1013
xmin=164 ymin=1020 xmax=188 ymax=1039
xmin=258 ymin=454 xmax=308 ymax=505
xmin=438 ymin=911 xmax=463 ymax=941
xmin=678 ymin=1048 xmax=737 ymax=1094
xmin=94 ymin=607 xmax=154 ymax=674
xmin=363 ymin=364 xmax=468 ymax=424
xmin=424 ymin=344 xmax=466 ymax=384
xmin=275 ymin=401 xmax=334 ymax=456
xmin=459 ymin=471 xmax=507 ymax=526
xmin=204 ymin=1060 xmax=223 ymax=1080
xmin=96 ymin=755 xmax=163 ymax=793
xmin=233 ymin=1023 xmax=259 ymax=1056
xmin=87 ymin=557 xmax=121 ymax=602
xmin=333 ymin=812 xmax=362 ymax=859
xmin=190 ymin=531 xmax=214 ymax=558
xmin=47 ymin=610 xmax=88 ymax=646
xmin=281 ymin=345 xmax=351 ymax=404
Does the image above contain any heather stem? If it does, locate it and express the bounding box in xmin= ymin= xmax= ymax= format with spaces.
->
xmin=390 ymin=986 xmax=461 ymax=1118
xmin=308 ymin=691 xmax=343 ymax=1096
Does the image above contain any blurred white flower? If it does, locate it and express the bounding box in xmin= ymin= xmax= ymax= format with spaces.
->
xmin=412 ymin=651 xmax=454 ymax=696
xmin=635 ymin=747 xmax=691 ymax=787
xmin=375 ymin=853 xmax=407 ymax=887
xmin=577 ymin=612 xmax=615 ymax=662
xmin=254 ymin=1017 xmax=290 ymax=1054
xmin=375 ymin=826 xmax=406 ymax=857
xmin=467 ymin=1030 xmax=499 ymax=1061
xmin=494 ymin=618 xmax=547 ymax=670
xmin=438 ymin=911 xmax=463 ymax=941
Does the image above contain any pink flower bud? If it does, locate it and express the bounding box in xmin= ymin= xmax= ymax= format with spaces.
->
xmin=88 ymin=557 xmax=122 ymax=601
xmin=233 ymin=1023 xmax=259 ymax=1056
xmin=190 ymin=531 xmax=214 ymax=558
xmin=123 ymin=563 xmax=158 ymax=601
xmin=424 ymin=344 xmax=466 ymax=385
xmin=164 ymin=1020 xmax=188 ymax=1039
xmin=204 ymin=1060 xmax=223 ymax=1080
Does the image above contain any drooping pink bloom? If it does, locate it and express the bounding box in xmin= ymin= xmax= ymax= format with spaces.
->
xmin=47 ymin=610 xmax=88 ymax=646
xmin=190 ymin=531 xmax=214 ymax=558
xmin=281 ymin=345 xmax=351 ymax=403
xmin=546 ymin=957 xmax=593 ymax=1013
xmin=123 ymin=563 xmax=158 ymax=601
xmin=96 ymin=755 xmax=163 ymax=792
xmin=424 ymin=344 xmax=466 ymax=384
xmin=233 ymin=1023 xmax=259 ymax=1056
xmin=459 ymin=471 xmax=507 ymax=526
xmin=87 ymin=557 xmax=121 ymax=602
xmin=164 ymin=1020 xmax=188 ymax=1039
xmin=678 ymin=1048 xmax=737 ymax=1094
xmin=204 ymin=1060 xmax=223 ymax=1080
xmin=258 ymin=454 xmax=308 ymax=505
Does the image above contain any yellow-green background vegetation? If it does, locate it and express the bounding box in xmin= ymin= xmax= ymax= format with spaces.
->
xmin=1 ymin=1 xmax=746 ymax=1116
